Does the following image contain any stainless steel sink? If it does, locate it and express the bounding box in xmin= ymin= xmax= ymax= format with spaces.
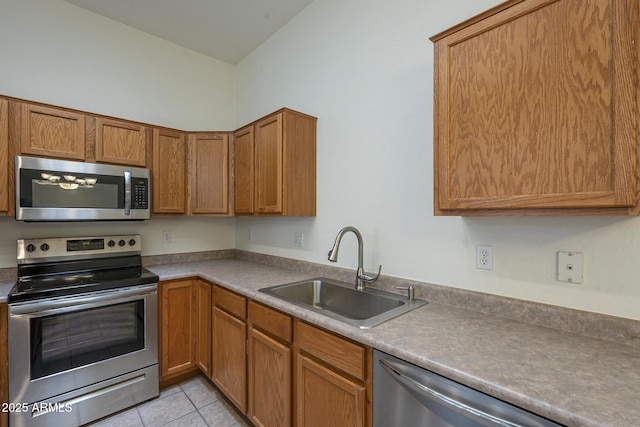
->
xmin=259 ymin=278 xmax=427 ymax=329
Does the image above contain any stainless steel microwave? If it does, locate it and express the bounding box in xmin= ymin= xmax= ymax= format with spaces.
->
xmin=15 ymin=156 xmax=151 ymax=221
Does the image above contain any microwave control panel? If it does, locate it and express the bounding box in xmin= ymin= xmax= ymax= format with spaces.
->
xmin=132 ymin=178 xmax=149 ymax=210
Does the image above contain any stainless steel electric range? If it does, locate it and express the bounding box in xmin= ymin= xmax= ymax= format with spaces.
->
xmin=7 ymin=234 xmax=159 ymax=427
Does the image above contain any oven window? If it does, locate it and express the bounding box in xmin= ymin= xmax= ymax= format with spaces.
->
xmin=19 ymin=168 xmax=124 ymax=209
xmin=30 ymin=300 xmax=145 ymax=380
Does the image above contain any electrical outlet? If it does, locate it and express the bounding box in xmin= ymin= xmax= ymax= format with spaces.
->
xmin=162 ymin=231 xmax=172 ymax=244
xmin=247 ymin=228 xmax=253 ymax=241
xmin=294 ymin=232 xmax=304 ymax=248
xmin=476 ymin=245 xmax=493 ymax=270
xmin=557 ymin=251 xmax=583 ymax=283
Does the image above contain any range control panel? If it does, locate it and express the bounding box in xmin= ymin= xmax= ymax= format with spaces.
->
xmin=17 ymin=234 xmax=142 ymax=263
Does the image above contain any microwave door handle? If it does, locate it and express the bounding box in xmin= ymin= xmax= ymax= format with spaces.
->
xmin=124 ymin=170 xmax=132 ymax=216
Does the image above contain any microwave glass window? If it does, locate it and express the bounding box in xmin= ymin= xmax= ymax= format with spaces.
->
xmin=20 ymin=168 xmax=124 ymax=209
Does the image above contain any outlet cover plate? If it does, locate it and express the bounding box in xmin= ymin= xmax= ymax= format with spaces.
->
xmin=557 ymin=251 xmax=583 ymax=283
xmin=476 ymin=245 xmax=493 ymax=270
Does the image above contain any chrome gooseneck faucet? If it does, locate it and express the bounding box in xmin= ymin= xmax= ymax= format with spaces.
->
xmin=328 ymin=226 xmax=382 ymax=290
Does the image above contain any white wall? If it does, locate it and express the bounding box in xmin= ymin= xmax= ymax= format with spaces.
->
xmin=0 ymin=0 xmax=237 ymax=267
xmin=235 ymin=0 xmax=640 ymax=321
xmin=0 ymin=0 xmax=235 ymax=130
xmin=1 ymin=0 xmax=638 ymax=321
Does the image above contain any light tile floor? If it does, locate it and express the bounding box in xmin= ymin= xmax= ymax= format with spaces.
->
xmin=89 ymin=375 xmax=251 ymax=427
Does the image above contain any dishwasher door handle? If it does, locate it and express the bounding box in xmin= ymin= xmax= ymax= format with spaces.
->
xmin=378 ymin=359 xmax=522 ymax=427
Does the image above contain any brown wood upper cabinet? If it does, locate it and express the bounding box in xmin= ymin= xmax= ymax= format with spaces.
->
xmin=0 ymin=99 xmax=9 ymax=216
xmin=153 ymin=128 xmax=187 ymax=214
xmin=234 ymin=108 xmax=317 ymax=216
xmin=431 ymin=0 xmax=639 ymax=216
xmin=94 ymin=117 xmax=149 ymax=167
xmin=233 ymin=126 xmax=254 ymax=214
xmin=188 ymin=133 xmax=231 ymax=215
xmin=19 ymin=103 xmax=86 ymax=160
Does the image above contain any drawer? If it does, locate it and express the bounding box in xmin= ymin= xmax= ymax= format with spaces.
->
xmin=248 ymin=301 xmax=292 ymax=343
xmin=295 ymin=320 xmax=366 ymax=381
xmin=213 ymin=285 xmax=247 ymax=320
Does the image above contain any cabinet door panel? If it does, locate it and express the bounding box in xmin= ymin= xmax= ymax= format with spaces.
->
xmin=96 ymin=118 xmax=147 ymax=167
xmin=0 ymin=99 xmax=8 ymax=214
xmin=255 ymin=114 xmax=283 ymax=214
xmin=196 ymin=280 xmax=212 ymax=377
xmin=233 ymin=126 xmax=254 ymax=214
xmin=212 ymin=307 xmax=247 ymax=412
xmin=296 ymin=354 xmax=365 ymax=427
xmin=433 ymin=0 xmax=637 ymax=212
xmin=20 ymin=104 xmax=85 ymax=160
xmin=249 ymin=327 xmax=291 ymax=427
xmin=189 ymin=133 xmax=229 ymax=214
xmin=153 ymin=129 xmax=186 ymax=214
xmin=160 ymin=280 xmax=196 ymax=379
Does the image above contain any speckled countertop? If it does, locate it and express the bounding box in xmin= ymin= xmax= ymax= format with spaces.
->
xmin=2 ymin=258 xmax=638 ymax=426
xmin=147 ymin=258 xmax=640 ymax=427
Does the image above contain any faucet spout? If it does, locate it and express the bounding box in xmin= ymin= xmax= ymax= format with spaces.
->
xmin=328 ymin=226 xmax=381 ymax=290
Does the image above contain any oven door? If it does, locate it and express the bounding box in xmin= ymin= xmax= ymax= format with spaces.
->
xmin=8 ymin=284 xmax=158 ymax=405
xmin=15 ymin=156 xmax=150 ymax=221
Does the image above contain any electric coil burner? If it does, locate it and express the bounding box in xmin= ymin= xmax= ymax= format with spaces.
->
xmin=7 ymin=234 xmax=159 ymax=427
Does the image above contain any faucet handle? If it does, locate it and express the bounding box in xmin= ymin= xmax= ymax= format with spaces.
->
xmin=359 ymin=265 xmax=382 ymax=283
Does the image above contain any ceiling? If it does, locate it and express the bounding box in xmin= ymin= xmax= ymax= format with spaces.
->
xmin=64 ymin=0 xmax=314 ymax=65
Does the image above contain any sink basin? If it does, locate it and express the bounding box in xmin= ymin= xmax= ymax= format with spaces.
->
xmin=259 ymin=278 xmax=427 ymax=329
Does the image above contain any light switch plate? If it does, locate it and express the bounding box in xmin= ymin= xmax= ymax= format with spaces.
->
xmin=557 ymin=251 xmax=583 ymax=284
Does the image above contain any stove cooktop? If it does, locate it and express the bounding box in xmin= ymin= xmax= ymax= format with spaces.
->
xmin=9 ymin=234 xmax=159 ymax=304
xmin=9 ymin=266 xmax=159 ymax=303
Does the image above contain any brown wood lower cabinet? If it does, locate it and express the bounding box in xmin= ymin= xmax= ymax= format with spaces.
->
xmin=297 ymin=354 xmax=367 ymax=427
xmin=248 ymin=301 xmax=293 ymax=427
xmin=212 ymin=286 xmax=247 ymax=413
xmin=295 ymin=320 xmax=371 ymax=427
xmin=159 ymin=279 xmax=197 ymax=381
xmin=158 ymin=280 xmax=371 ymax=427
xmin=195 ymin=280 xmax=212 ymax=377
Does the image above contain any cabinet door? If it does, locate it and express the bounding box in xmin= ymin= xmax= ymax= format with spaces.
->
xmin=254 ymin=113 xmax=283 ymax=214
xmin=153 ymin=128 xmax=186 ymax=214
xmin=432 ymin=0 xmax=638 ymax=214
xmin=296 ymin=354 xmax=366 ymax=427
xmin=233 ymin=126 xmax=254 ymax=214
xmin=212 ymin=307 xmax=247 ymax=412
xmin=195 ymin=280 xmax=212 ymax=377
xmin=160 ymin=280 xmax=196 ymax=379
xmin=20 ymin=103 xmax=85 ymax=160
xmin=95 ymin=118 xmax=148 ymax=167
xmin=189 ymin=133 xmax=229 ymax=215
xmin=0 ymin=99 xmax=8 ymax=215
xmin=248 ymin=327 xmax=291 ymax=427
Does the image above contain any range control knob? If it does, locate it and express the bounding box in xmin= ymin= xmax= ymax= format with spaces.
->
xmin=26 ymin=244 xmax=36 ymax=253
xmin=118 ymin=239 xmax=126 ymax=247
xmin=129 ymin=239 xmax=136 ymax=246
xmin=40 ymin=243 xmax=50 ymax=252
xmin=108 ymin=240 xmax=116 ymax=247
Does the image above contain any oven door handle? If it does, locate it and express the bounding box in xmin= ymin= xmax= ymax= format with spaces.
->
xmin=9 ymin=284 xmax=157 ymax=316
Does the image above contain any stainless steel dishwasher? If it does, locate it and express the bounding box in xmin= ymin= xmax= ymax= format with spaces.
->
xmin=373 ymin=350 xmax=563 ymax=427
